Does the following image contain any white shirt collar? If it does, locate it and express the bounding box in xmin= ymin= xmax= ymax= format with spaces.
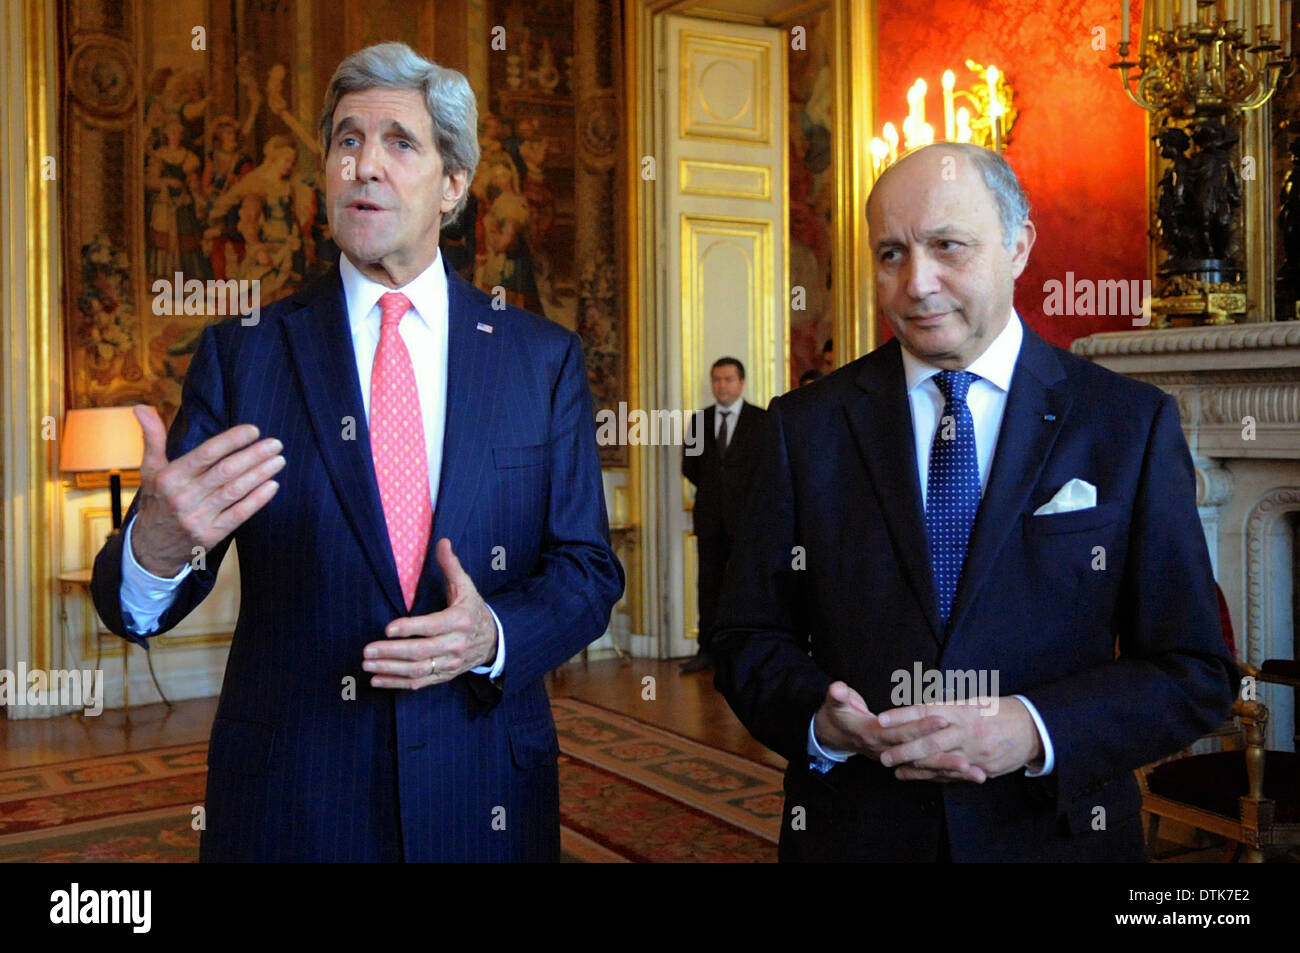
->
xmin=899 ymin=310 xmax=1023 ymax=394
xmin=716 ymin=398 xmax=743 ymax=414
xmin=339 ymin=250 xmax=448 ymax=335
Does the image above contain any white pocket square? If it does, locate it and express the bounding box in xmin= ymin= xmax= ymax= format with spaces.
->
xmin=1033 ymin=478 xmax=1097 ymax=516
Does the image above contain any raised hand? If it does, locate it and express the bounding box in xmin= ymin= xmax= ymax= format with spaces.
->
xmin=128 ymin=405 xmax=284 ymax=577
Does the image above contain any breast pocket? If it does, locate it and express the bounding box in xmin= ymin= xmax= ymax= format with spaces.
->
xmin=1021 ymin=502 xmax=1126 ymax=608
xmin=493 ymin=444 xmax=546 ymax=469
xmin=1023 ymin=501 xmax=1123 ymax=536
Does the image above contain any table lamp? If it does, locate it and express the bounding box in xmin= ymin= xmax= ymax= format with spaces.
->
xmin=60 ymin=406 xmax=145 ymax=532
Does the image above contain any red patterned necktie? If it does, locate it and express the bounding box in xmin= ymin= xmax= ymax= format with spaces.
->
xmin=370 ymin=292 xmax=431 ymax=611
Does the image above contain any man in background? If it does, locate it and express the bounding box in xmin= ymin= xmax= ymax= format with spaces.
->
xmin=681 ymin=357 xmax=766 ymax=673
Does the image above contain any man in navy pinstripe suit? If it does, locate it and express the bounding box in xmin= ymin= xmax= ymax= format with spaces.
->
xmin=90 ymin=42 xmax=624 ymax=861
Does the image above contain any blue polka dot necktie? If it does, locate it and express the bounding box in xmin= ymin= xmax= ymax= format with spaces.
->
xmin=926 ymin=370 xmax=980 ymax=626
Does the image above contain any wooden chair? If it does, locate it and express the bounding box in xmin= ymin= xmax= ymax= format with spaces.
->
xmin=1138 ymin=660 xmax=1300 ymax=862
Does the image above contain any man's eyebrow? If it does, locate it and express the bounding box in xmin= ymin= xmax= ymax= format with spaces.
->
xmin=332 ymin=116 xmax=361 ymax=138
xmin=873 ymin=225 xmax=978 ymax=245
xmin=384 ymin=119 xmax=424 ymax=144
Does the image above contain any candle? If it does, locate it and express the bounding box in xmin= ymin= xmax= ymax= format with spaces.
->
xmin=906 ymin=79 xmax=926 ymax=134
xmin=883 ymin=122 xmax=899 ymax=164
xmin=942 ymin=70 xmax=956 ymax=141
xmin=956 ymin=107 xmax=972 ymax=143
xmin=871 ymin=137 xmax=888 ymax=171
xmin=1123 ymin=0 xmax=1131 ymax=43
xmin=1284 ymin=0 xmax=1292 ymax=51
xmin=1183 ymin=0 xmax=1195 ymax=25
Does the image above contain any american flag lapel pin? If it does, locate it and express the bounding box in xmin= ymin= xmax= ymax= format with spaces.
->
xmin=476 ymin=322 xmax=494 ymax=334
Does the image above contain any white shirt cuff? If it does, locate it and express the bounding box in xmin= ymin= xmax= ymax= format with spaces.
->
xmin=119 ymin=514 xmax=192 ymax=635
xmin=807 ymin=714 xmax=852 ymax=772
xmin=1014 ymin=694 xmax=1055 ymax=776
xmin=470 ymin=604 xmax=506 ymax=680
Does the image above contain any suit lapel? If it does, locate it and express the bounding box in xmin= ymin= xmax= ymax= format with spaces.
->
xmin=945 ymin=325 xmax=1072 ymax=639
xmin=412 ymin=264 xmax=506 ymax=608
xmin=844 ymin=341 xmax=943 ymax=646
xmin=281 ymin=268 xmax=407 ymax=617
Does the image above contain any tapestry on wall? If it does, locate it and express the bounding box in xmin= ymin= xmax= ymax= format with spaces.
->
xmin=61 ymin=0 xmax=625 ymax=463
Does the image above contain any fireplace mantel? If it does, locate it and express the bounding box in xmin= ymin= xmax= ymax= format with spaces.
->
xmin=1073 ymin=324 xmax=1300 ymax=461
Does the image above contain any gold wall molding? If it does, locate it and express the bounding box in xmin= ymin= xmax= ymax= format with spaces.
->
xmin=2 ymin=0 xmax=62 ymax=690
xmin=678 ymin=30 xmax=771 ymax=143
xmin=679 ymin=213 xmax=776 ymax=409
xmin=679 ymin=157 xmax=772 ymax=198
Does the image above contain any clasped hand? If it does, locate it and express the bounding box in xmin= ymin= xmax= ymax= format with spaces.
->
xmin=813 ymin=681 xmax=1042 ymax=783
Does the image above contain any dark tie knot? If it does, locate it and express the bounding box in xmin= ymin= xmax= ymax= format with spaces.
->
xmin=933 ymin=370 xmax=977 ymax=404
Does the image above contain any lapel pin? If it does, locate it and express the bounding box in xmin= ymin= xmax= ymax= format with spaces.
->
xmin=1043 ymin=413 xmax=1057 ymax=422
xmin=476 ymin=322 xmax=494 ymax=334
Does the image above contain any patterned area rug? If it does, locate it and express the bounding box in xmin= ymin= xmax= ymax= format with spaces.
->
xmin=0 ymin=699 xmax=781 ymax=863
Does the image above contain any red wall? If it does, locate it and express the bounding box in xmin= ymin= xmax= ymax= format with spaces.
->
xmin=874 ymin=0 xmax=1148 ymax=349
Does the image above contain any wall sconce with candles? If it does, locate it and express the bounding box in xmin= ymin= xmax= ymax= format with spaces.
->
xmin=871 ymin=61 xmax=1018 ymax=174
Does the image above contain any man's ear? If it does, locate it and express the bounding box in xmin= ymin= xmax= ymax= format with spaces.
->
xmin=442 ymin=168 xmax=469 ymax=216
xmin=1010 ymin=218 xmax=1036 ymax=279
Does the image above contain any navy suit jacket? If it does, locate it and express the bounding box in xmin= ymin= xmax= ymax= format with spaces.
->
xmin=90 ymin=259 xmax=625 ymax=861
xmin=712 ymin=322 xmax=1236 ymax=862
xmin=682 ymin=401 xmax=767 ymax=539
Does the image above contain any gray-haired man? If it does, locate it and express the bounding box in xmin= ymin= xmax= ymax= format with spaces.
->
xmin=91 ymin=42 xmax=623 ymax=861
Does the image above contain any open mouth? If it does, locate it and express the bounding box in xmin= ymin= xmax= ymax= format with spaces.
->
xmin=348 ymin=201 xmax=386 ymax=213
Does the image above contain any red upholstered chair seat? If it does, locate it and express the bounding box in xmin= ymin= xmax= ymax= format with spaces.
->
xmin=1147 ymin=750 xmax=1300 ymax=824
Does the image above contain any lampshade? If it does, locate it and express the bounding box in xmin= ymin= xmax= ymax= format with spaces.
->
xmin=59 ymin=406 xmax=145 ymax=473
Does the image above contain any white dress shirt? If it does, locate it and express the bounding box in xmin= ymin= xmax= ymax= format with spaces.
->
xmin=118 ymin=250 xmax=505 ymax=678
xmin=807 ymin=313 xmax=1055 ymax=776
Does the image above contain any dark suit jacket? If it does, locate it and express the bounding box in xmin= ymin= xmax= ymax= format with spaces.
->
xmin=683 ymin=400 xmax=767 ymax=539
xmin=711 ymin=321 xmax=1236 ymax=862
xmin=90 ymin=259 xmax=625 ymax=861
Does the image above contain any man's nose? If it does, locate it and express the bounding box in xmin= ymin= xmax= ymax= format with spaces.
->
xmin=903 ymin=252 xmax=942 ymax=299
xmin=354 ymin=137 xmax=384 ymax=181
